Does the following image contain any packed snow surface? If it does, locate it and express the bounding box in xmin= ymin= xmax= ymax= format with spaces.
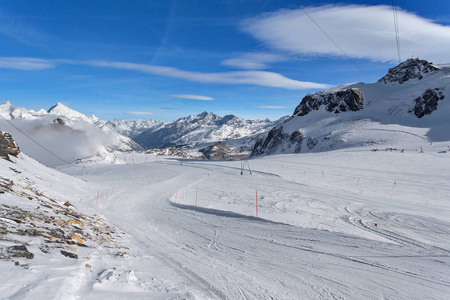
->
xmin=2 ymin=148 xmax=449 ymax=299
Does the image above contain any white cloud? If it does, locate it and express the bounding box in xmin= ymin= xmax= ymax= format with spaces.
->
xmin=0 ymin=57 xmax=331 ymax=90
xmin=125 ymin=111 xmax=153 ymax=116
xmin=169 ymin=94 xmax=215 ymax=101
xmin=241 ymin=5 xmax=450 ymax=63
xmin=0 ymin=57 xmax=56 ymax=70
xmin=86 ymin=60 xmax=331 ymax=90
xmin=258 ymin=106 xmax=287 ymax=109
xmin=221 ymin=52 xmax=287 ymax=70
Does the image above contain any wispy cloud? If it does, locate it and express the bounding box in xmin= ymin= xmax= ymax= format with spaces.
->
xmin=0 ymin=57 xmax=56 ymax=70
xmin=221 ymin=52 xmax=287 ymax=70
xmin=241 ymin=5 xmax=450 ymax=63
xmin=258 ymin=106 xmax=287 ymax=109
xmin=86 ymin=60 xmax=331 ymax=90
xmin=0 ymin=57 xmax=331 ymax=90
xmin=169 ymin=94 xmax=215 ymax=101
xmin=125 ymin=111 xmax=153 ymax=116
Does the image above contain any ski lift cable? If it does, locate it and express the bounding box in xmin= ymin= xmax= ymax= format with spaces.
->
xmin=0 ymin=115 xmax=73 ymax=166
xmin=294 ymin=1 xmax=371 ymax=81
xmin=392 ymin=0 xmax=401 ymax=63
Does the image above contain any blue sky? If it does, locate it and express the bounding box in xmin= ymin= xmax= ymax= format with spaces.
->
xmin=1 ymin=0 xmax=450 ymax=121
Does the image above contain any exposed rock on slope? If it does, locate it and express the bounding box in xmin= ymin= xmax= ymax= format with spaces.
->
xmin=199 ymin=142 xmax=248 ymax=160
xmin=293 ymin=88 xmax=364 ymax=117
xmin=0 ymin=140 xmax=126 ymax=269
xmin=378 ymin=58 xmax=440 ymax=84
xmin=0 ymin=131 xmax=20 ymax=161
xmin=414 ymin=88 xmax=445 ymax=118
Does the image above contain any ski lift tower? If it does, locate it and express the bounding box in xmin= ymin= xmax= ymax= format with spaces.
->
xmin=240 ymin=159 xmax=252 ymax=175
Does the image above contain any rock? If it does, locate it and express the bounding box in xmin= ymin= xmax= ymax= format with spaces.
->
xmin=251 ymin=125 xmax=289 ymax=156
xmin=413 ymin=88 xmax=445 ymax=118
xmin=289 ymin=130 xmax=304 ymax=153
xmin=60 ymin=250 xmax=78 ymax=259
xmin=53 ymin=117 xmax=66 ymax=125
xmin=68 ymin=219 xmax=84 ymax=228
xmin=199 ymin=142 xmax=247 ymax=160
xmin=0 ymin=131 xmax=20 ymax=162
xmin=378 ymin=58 xmax=439 ymax=84
xmin=293 ymin=88 xmax=364 ymax=117
xmin=71 ymin=235 xmax=83 ymax=244
xmin=7 ymin=245 xmax=34 ymax=259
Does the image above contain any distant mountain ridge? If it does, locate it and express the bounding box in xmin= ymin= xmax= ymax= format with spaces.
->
xmin=0 ymin=101 xmax=287 ymax=164
xmin=252 ymin=58 xmax=450 ymax=156
xmin=134 ymin=111 xmax=287 ymax=153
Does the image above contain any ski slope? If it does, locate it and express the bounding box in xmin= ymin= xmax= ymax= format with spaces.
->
xmin=45 ymin=149 xmax=450 ymax=299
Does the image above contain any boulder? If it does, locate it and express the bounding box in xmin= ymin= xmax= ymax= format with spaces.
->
xmin=0 ymin=131 xmax=20 ymax=161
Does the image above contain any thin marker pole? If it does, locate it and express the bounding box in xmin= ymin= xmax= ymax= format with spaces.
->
xmin=256 ymin=190 xmax=258 ymax=217
xmin=195 ymin=191 xmax=198 ymax=206
xmin=96 ymin=191 xmax=99 ymax=205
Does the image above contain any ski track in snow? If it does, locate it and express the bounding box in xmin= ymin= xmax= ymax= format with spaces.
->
xmin=49 ymin=151 xmax=450 ymax=299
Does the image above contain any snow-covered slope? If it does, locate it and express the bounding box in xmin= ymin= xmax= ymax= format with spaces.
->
xmin=2 ymin=129 xmax=450 ymax=299
xmin=252 ymin=58 xmax=450 ymax=156
xmin=0 ymin=135 xmax=127 ymax=299
xmin=135 ymin=111 xmax=287 ymax=152
xmin=0 ymin=102 xmax=143 ymax=166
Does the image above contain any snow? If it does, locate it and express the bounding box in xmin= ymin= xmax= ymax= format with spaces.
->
xmin=1 ymin=147 xmax=450 ymax=299
xmin=2 ymin=59 xmax=450 ymax=299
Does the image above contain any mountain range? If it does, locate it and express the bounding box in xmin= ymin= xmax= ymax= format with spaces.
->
xmin=1 ymin=58 xmax=449 ymax=166
xmin=0 ymin=101 xmax=285 ymax=165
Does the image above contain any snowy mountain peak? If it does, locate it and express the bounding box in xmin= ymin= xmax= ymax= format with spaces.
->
xmin=47 ymin=102 xmax=88 ymax=120
xmin=1 ymin=100 xmax=12 ymax=108
xmin=378 ymin=58 xmax=440 ymax=84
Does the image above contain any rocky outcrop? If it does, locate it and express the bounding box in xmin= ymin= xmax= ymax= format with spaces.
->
xmin=252 ymin=126 xmax=288 ymax=156
xmin=378 ymin=58 xmax=439 ymax=84
xmin=199 ymin=142 xmax=248 ymax=160
xmin=53 ymin=117 xmax=66 ymax=125
xmin=0 ymin=131 xmax=20 ymax=161
xmin=293 ymin=88 xmax=364 ymax=117
xmin=413 ymin=88 xmax=445 ymax=118
xmin=0 ymin=178 xmax=126 ymax=266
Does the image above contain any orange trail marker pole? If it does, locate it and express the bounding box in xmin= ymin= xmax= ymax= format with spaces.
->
xmin=105 ymin=189 xmax=109 ymax=200
xmin=96 ymin=191 xmax=99 ymax=205
xmin=256 ymin=190 xmax=258 ymax=217
xmin=195 ymin=191 xmax=198 ymax=206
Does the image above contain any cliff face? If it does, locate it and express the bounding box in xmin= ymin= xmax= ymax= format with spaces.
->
xmin=293 ymin=88 xmax=364 ymax=117
xmin=414 ymin=88 xmax=445 ymax=118
xmin=0 ymin=131 xmax=20 ymax=162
